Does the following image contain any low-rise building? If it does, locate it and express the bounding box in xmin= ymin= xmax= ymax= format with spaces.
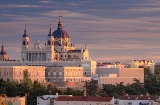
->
xmin=118 ymin=95 xmax=159 ymax=105
xmin=93 ymin=68 xmax=144 ymax=86
xmin=37 ymin=94 xmax=72 ymax=105
xmin=54 ymin=96 xmax=115 ymax=105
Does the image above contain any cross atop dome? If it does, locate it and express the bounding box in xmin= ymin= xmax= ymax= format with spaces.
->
xmin=58 ymin=15 xmax=63 ymax=29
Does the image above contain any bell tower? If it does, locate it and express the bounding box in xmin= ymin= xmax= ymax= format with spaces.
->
xmin=21 ymin=24 xmax=29 ymax=61
xmin=46 ymin=24 xmax=55 ymax=61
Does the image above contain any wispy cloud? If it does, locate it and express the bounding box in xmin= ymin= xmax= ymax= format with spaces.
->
xmin=38 ymin=0 xmax=50 ymax=4
xmin=0 ymin=4 xmax=41 ymax=8
xmin=126 ymin=7 xmax=160 ymax=13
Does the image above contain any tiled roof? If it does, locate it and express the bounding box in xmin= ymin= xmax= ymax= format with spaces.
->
xmin=56 ymin=96 xmax=113 ymax=102
xmin=120 ymin=95 xmax=157 ymax=100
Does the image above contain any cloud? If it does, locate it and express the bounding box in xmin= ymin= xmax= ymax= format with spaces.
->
xmin=38 ymin=0 xmax=50 ymax=4
xmin=0 ymin=4 xmax=41 ymax=8
xmin=70 ymin=3 xmax=78 ymax=6
xmin=126 ymin=7 xmax=160 ymax=13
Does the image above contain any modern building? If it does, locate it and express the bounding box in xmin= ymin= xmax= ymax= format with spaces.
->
xmin=118 ymin=95 xmax=159 ymax=105
xmin=0 ymin=66 xmax=46 ymax=82
xmin=54 ymin=96 xmax=115 ymax=105
xmin=93 ymin=67 xmax=144 ymax=86
xmin=125 ymin=60 xmax=155 ymax=74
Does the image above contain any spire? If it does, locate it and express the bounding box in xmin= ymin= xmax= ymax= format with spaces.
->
xmin=48 ymin=24 xmax=52 ymax=36
xmin=24 ymin=24 xmax=26 ymax=34
xmin=1 ymin=43 xmax=4 ymax=52
xmin=58 ymin=15 xmax=62 ymax=29
xmin=49 ymin=24 xmax=52 ymax=34
xmin=23 ymin=24 xmax=28 ymax=37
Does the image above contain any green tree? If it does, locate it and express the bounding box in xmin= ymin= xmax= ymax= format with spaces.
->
xmin=84 ymin=79 xmax=98 ymax=96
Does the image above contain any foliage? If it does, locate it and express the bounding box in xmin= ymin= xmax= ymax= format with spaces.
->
xmin=84 ymin=79 xmax=98 ymax=96
xmin=1 ymin=66 xmax=160 ymax=104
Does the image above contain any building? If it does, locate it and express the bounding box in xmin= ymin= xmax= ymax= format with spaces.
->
xmin=97 ymin=62 xmax=125 ymax=68
xmin=93 ymin=68 xmax=144 ymax=86
xmin=0 ymin=17 xmax=96 ymax=78
xmin=125 ymin=60 xmax=155 ymax=74
xmin=54 ymin=96 xmax=115 ymax=105
xmin=0 ymin=66 xmax=46 ymax=82
xmin=0 ymin=94 xmax=25 ymax=105
xmin=118 ymin=95 xmax=159 ymax=105
xmin=0 ymin=44 xmax=9 ymax=61
xmin=46 ymin=66 xmax=87 ymax=88
xmin=37 ymin=94 xmax=72 ymax=105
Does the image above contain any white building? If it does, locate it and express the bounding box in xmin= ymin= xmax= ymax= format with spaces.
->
xmin=54 ymin=96 xmax=115 ymax=105
xmin=118 ymin=95 xmax=159 ymax=105
xmin=37 ymin=94 xmax=72 ymax=105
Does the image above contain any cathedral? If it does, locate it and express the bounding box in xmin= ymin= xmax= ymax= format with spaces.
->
xmin=21 ymin=17 xmax=90 ymax=62
xmin=0 ymin=17 xmax=97 ymax=88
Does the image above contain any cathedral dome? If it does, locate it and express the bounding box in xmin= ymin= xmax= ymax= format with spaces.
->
xmin=52 ymin=20 xmax=69 ymax=38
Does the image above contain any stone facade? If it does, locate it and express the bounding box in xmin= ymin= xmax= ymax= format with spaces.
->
xmin=46 ymin=66 xmax=87 ymax=88
xmin=0 ymin=66 xmax=46 ymax=82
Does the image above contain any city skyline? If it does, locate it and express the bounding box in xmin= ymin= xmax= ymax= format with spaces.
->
xmin=0 ymin=0 xmax=160 ymax=62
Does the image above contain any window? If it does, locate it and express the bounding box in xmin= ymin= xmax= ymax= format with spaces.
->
xmin=54 ymin=72 xmax=56 ymax=76
xmin=59 ymin=72 xmax=62 ymax=76
xmin=128 ymin=102 xmax=132 ymax=105
xmin=48 ymin=72 xmax=50 ymax=76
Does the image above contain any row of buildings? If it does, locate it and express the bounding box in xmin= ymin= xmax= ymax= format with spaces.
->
xmin=0 ymin=17 xmax=154 ymax=88
xmin=37 ymin=93 xmax=160 ymax=105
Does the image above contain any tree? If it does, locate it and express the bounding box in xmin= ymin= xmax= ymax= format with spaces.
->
xmin=84 ymin=79 xmax=98 ymax=96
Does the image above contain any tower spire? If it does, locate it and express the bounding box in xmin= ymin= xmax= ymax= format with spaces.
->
xmin=24 ymin=24 xmax=26 ymax=34
xmin=59 ymin=14 xmax=62 ymax=22
xmin=58 ymin=15 xmax=62 ymax=29
xmin=49 ymin=24 xmax=52 ymax=34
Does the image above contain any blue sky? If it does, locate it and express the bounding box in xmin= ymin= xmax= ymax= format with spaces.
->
xmin=0 ymin=0 xmax=160 ymax=62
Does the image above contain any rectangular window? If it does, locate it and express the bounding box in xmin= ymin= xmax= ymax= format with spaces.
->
xmin=59 ymin=72 xmax=62 ymax=76
xmin=54 ymin=72 xmax=56 ymax=76
xmin=48 ymin=72 xmax=50 ymax=76
xmin=128 ymin=102 xmax=132 ymax=105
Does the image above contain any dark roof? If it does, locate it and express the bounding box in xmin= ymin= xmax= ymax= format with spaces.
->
xmin=68 ymin=50 xmax=81 ymax=53
xmin=52 ymin=29 xmax=69 ymax=38
xmin=120 ymin=95 xmax=157 ymax=100
xmin=22 ymin=29 xmax=28 ymax=37
xmin=56 ymin=96 xmax=113 ymax=102
xmin=22 ymin=34 xmax=28 ymax=37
